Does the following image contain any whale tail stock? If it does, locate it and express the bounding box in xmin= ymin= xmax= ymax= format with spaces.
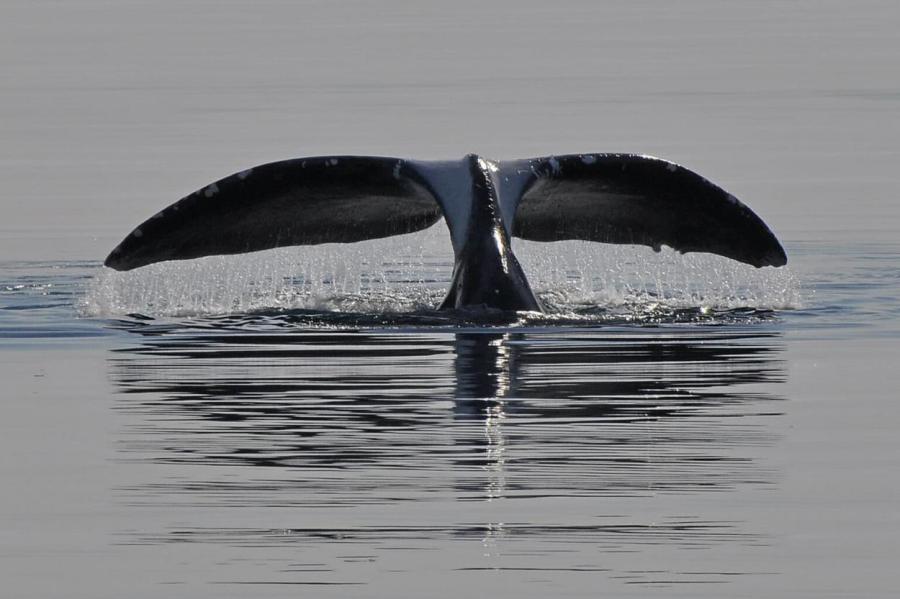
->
xmin=105 ymin=153 xmax=786 ymax=279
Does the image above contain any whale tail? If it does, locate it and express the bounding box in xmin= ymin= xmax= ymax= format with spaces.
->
xmin=105 ymin=153 xmax=786 ymax=274
xmin=501 ymin=154 xmax=786 ymax=268
xmin=104 ymin=156 xmax=443 ymax=271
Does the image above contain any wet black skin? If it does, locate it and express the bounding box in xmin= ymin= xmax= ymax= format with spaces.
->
xmin=438 ymin=156 xmax=541 ymax=312
xmin=105 ymin=152 xmax=786 ymax=314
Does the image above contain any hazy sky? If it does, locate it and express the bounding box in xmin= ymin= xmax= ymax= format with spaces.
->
xmin=2 ymin=0 xmax=898 ymax=259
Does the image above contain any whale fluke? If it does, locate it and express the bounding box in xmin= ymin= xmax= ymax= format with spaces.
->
xmin=503 ymin=154 xmax=786 ymax=268
xmin=104 ymin=156 xmax=442 ymax=271
xmin=105 ymin=153 xmax=786 ymax=312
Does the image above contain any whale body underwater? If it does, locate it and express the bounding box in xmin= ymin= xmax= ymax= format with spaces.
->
xmin=105 ymin=153 xmax=787 ymax=312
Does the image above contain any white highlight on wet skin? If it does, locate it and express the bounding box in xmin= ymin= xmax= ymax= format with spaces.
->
xmin=494 ymin=228 xmax=508 ymax=272
xmin=478 ymin=157 xmax=499 ymax=173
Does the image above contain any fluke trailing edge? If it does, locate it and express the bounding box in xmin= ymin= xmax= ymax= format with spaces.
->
xmin=105 ymin=153 xmax=787 ymax=312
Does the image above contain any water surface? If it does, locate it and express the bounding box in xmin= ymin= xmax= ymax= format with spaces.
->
xmin=2 ymin=1 xmax=900 ymax=597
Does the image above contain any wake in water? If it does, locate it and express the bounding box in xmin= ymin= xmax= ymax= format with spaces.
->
xmin=83 ymin=227 xmax=800 ymax=328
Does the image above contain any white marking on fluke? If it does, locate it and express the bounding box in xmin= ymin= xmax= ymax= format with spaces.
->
xmin=548 ymin=156 xmax=561 ymax=175
xmin=203 ymin=183 xmax=219 ymax=197
xmin=495 ymin=159 xmax=538 ymax=237
xmin=237 ymin=168 xmax=253 ymax=180
xmin=409 ymin=159 xmax=473 ymax=254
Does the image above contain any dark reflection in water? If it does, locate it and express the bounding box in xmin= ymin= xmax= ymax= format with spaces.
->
xmin=108 ymin=319 xmax=785 ymax=587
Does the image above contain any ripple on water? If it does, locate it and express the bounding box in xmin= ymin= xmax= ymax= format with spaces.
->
xmin=0 ymin=242 xmax=822 ymax=589
xmin=106 ymin=319 xmax=786 ymax=586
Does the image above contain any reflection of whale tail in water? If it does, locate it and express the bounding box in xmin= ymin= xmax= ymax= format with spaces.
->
xmin=105 ymin=153 xmax=787 ymax=311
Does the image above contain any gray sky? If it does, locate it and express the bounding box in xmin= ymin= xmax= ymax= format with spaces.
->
xmin=2 ymin=0 xmax=898 ymax=260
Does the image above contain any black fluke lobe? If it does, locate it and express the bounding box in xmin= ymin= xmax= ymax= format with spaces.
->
xmin=106 ymin=153 xmax=787 ymax=312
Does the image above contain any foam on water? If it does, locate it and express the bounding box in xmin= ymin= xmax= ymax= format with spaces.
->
xmin=82 ymin=226 xmax=800 ymax=323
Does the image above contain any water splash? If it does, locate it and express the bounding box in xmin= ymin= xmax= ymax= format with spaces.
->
xmin=83 ymin=227 xmax=800 ymax=322
xmin=84 ymin=228 xmax=453 ymax=318
xmin=515 ymin=239 xmax=800 ymax=313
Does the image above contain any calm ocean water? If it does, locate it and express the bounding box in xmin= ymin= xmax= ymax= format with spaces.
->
xmin=3 ymin=1 xmax=899 ymax=597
